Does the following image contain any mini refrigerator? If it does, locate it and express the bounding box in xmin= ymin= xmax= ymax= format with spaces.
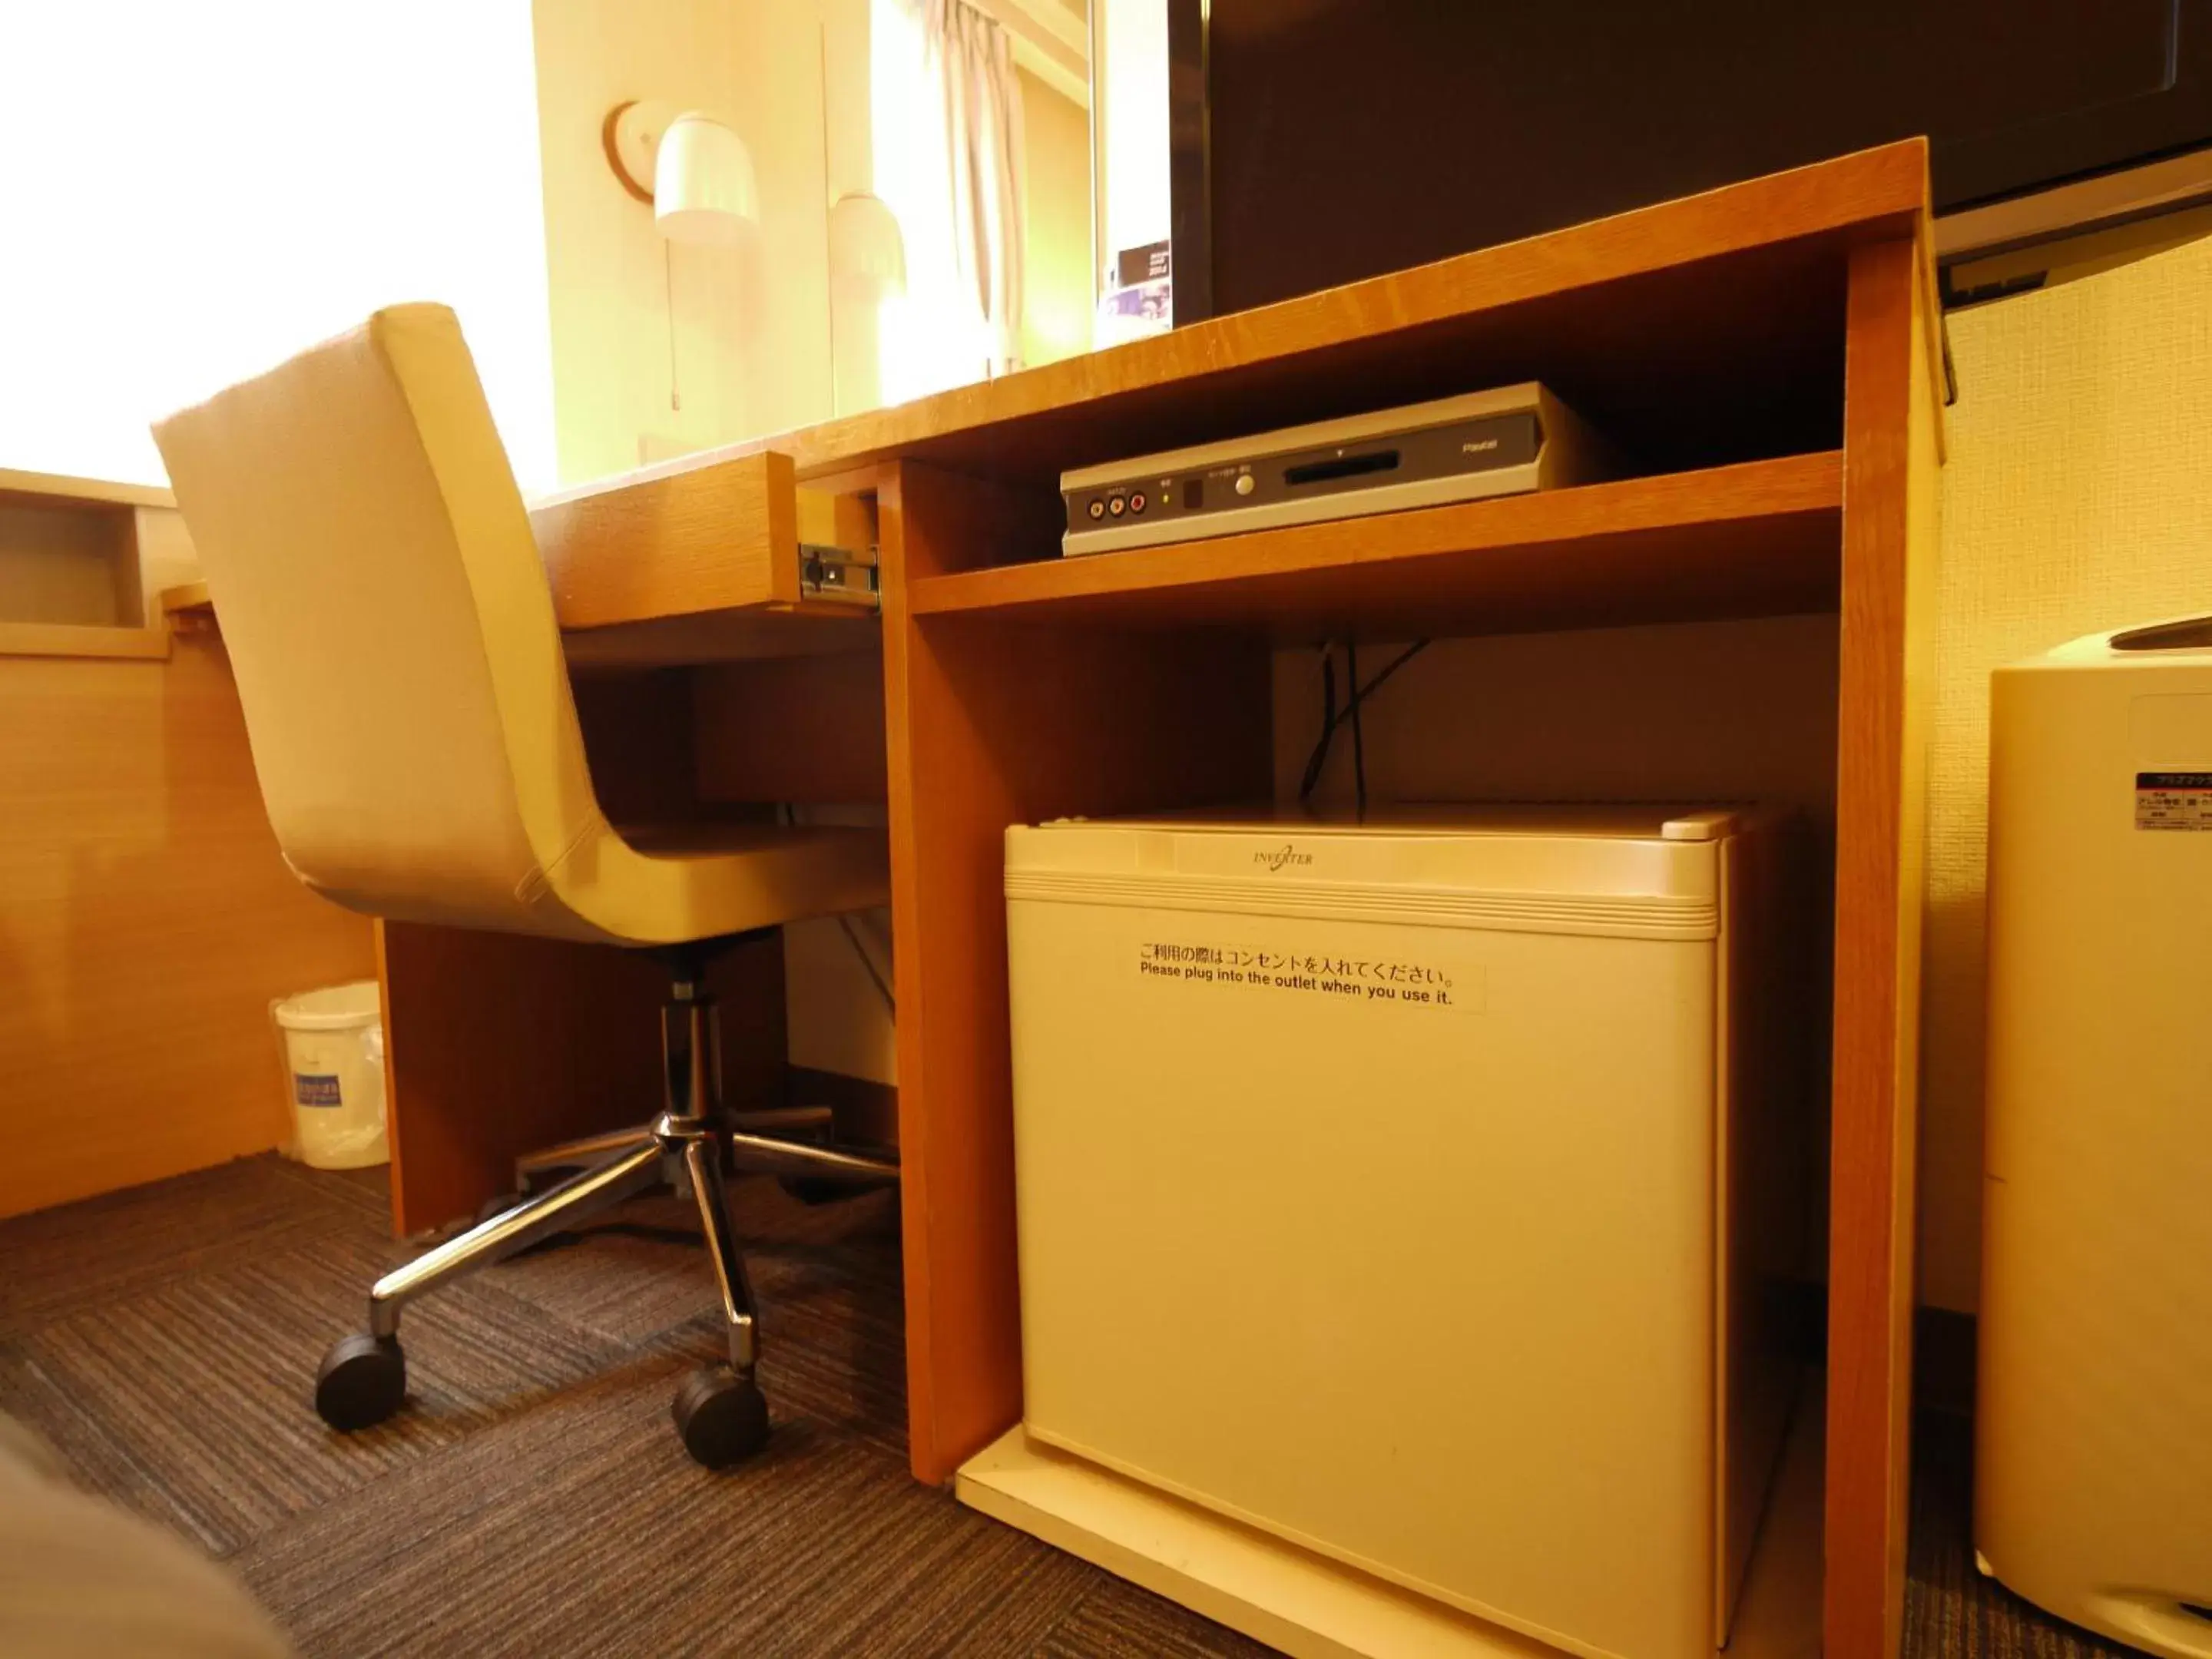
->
xmin=1005 ymin=806 xmax=1809 ymax=1659
xmin=1979 ymin=618 xmax=2212 ymax=1656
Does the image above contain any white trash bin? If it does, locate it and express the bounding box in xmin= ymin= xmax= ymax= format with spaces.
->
xmin=273 ymin=981 xmax=389 ymax=1171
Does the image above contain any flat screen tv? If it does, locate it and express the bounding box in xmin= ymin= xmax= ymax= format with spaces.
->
xmin=1167 ymin=0 xmax=2212 ymax=323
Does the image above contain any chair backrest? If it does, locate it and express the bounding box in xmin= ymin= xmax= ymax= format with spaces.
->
xmin=154 ymin=305 xmax=610 ymax=937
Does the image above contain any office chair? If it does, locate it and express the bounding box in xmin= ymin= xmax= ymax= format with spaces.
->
xmin=152 ymin=305 xmax=896 ymax=1468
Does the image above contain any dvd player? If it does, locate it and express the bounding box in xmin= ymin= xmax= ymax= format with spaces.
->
xmin=1059 ymin=383 xmax=1604 ymax=557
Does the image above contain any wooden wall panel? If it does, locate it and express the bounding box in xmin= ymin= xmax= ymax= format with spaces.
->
xmin=879 ymin=460 xmax=1276 ymax=1483
xmin=386 ymin=652 xmax=863 ymax=1233
xmin=1826 ymin=235 xmax=1940 ymax=1659
xmin=0 ymin=497 xmax=137 ymax=627
xmin=694 ymin=651 xmax=890 ymax=805
xmin=572 ymin=667 xmax=700 ymax=825
xmin=379 ymin=924 xmax=785 ymax=1235
xmin=0 ymin=634 xmax=376 ymax=1219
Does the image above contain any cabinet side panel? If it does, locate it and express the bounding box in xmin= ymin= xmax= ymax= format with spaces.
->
xmin=1826 ymin=233 xmax=1939 ymax=1659
xmin=879 ymin=460 xmax=1273 ymax=1482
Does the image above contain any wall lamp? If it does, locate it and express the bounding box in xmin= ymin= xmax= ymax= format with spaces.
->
xmin=829 ymin=192 xmax=908 ymax=296
xmin=603 ymin=100 xmax=759 ymax=245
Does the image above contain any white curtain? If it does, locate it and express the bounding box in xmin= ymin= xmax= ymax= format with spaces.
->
xmin=926 ymin=0 xmax=1026 ymax=377
xmin=873 ymin=0 xmax=1027 ymax=399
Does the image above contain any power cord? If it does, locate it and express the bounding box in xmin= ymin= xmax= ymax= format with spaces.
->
xmin=1296 ymin=644 xmax=1339 ymax=801
xmin=837 ymin=913 xmax=896 ymax=1018
xmin=1296 ymin=638 xmax=1432 ymax=815
xmin=1346 ymin=639 xmax=1367 ymax=818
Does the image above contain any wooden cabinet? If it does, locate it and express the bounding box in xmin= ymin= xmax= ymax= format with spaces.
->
xmin=379 ymin=141 xmax=1942 ymax=1659
xmin=0 ymin=470 xmax=378 ymax=1217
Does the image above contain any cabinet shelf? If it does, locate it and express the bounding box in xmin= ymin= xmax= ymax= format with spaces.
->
xmin=907 ymin=452 xmax=1843 ymax=639
xmin=0 ymin=621 xmax=171 ymax=661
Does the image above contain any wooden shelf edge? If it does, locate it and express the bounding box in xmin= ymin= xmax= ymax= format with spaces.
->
xmin=150 ymin=579 xmax=886 ymax=669
xmin=561 ymin=604 xmax=880 ymax=668
xmin=0 ymin=621 xmax=173 ymax=662
xmin=0 ymin=465 xmax=176 ymax=511
xmin=955 ymin=1366 xmax=1823 ymax=1659
xmin=909 ymin=452 xmax=1845 ymax=618
xmin=161 ymin=579 xmax=213 ymax=616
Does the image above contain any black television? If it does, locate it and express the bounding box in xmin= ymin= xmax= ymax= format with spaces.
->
xmin=1166 ymin=0 xmax=2212 ymax=324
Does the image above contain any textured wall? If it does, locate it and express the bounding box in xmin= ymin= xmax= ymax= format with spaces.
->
xmin=1020 ymin=66 xmax=1098 ymax=371
xmin=532 ymin=0 xmax=803 ymax=483
xmin=1919 ymin=230 xmax=2212 ymax=1311
xmin=0 ymin=637 xmax=376 ymax=1218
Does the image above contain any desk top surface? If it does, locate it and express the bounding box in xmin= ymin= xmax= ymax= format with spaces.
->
xmin=166 ymin=141 xmax=1935 ymax=661
xmin=535 ymin=140 xmax=1932 ymax=517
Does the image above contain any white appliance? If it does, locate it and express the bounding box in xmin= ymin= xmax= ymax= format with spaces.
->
xmin=1056 ymin=385 xmax=1605 ymax=557
xmin=1979 ymin=616 xmax=2212 ymax=1657
xmin=1004 ymin=806 xmax=1809 ymax=1659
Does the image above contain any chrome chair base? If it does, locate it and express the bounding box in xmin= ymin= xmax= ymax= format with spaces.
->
xmin=313 ymin=965 xmax=899 ymax=1468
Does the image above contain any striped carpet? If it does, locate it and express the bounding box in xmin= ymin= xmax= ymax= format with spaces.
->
xmin=0 ymin=1156 xmax=1267 ymax=1657
xmin=1906 ymin=1412 xmax=2134 ymax=1659
xmin=0 ymin=1155 xmax=2135 ymax=1658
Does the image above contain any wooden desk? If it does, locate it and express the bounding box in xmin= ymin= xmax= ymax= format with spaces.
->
xmin=380 ymin=141 xmax=1939 ymax=1659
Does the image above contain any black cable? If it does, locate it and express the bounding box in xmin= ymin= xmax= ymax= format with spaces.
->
xmin=1297 ymin=644 xmax=1339 ymax=803
xmin=1353 ymin=639 xmax=1431 ymax=707
xmin=1297 ymin=638 xmax=1432 ymax=808
xmin=1346 ymin=638 xmax=1366 ymax=819
xmin=837 ymin=913 xmax=897 ymax=1017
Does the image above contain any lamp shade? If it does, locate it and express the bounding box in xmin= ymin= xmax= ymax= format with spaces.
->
xmin=828 ymin=193 xmax=907 ymax=295
xmin=654 ymin=113 xmax=758 ymax=245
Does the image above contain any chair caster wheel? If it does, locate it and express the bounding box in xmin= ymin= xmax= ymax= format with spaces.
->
xmin=673 ymin=1365 xmax=769 ymax=1468
xmin=315 ymin=1333 xmax=406 ymax=1432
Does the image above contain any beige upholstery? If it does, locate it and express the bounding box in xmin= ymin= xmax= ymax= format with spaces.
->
xmin=154 ymin=306 xmax=886 ymax=946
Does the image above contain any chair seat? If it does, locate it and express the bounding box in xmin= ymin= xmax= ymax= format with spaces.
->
xmin=548 ymin=819 xmax=889 ymax=948
xmin=612 ymin=816 xmax=843 ymax=859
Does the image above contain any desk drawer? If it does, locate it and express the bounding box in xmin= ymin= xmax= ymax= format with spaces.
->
xmin=532 ymin=451 xmax=877 ymax=631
